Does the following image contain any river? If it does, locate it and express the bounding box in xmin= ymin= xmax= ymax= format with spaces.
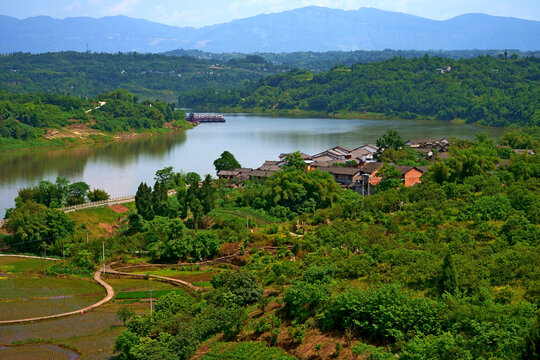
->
xmin=0 ymin=113 xmax=504 ymax=215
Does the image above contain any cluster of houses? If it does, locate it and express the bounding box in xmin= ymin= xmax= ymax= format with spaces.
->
xmin=217 ymin=139 xmax=451 ymax=195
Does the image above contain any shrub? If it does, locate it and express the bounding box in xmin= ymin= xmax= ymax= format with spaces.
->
xmin=322 ymin=285 xmax=443 ymax=341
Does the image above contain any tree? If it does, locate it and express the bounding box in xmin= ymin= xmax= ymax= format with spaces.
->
xmin=377 ymin=164 xmax=403 ymax=191
xmin=282 ymin=151 xmax=306 ymax=171
xmin=437 ymin=253 xmax=458 ymax=295
xmin=189 ymin=198 xmax=204 ymax=228
xmin=213 ymin=151 xmax=241 ymax=174
xmin=87 ymin=188 xmax=110 ymax=202
xmin=155 ymin=166 xmax=174 ymax=188
xmin=199 ymin=175 xmax=216 ymax=214
xmin=211 ymin=270 xmax=263 ymax=306
xmin=135 ymin=182 xmax=154 ymax=221
xmin=117 ymin=305 xmax=136 ymax=326
xmin=376 ymin=129 xmax=405 ymax=154
xmin=67 ymin=181 xmax=90 ymax=205
xmin=186 ymin=172 xmax=201 ymax=185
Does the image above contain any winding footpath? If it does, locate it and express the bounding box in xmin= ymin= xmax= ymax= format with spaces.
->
xmin=0 ymin=268 xmax=114 ymax=325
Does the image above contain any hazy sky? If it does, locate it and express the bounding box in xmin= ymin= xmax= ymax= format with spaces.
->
xmin=2 ymin=0 xmax=539 ymax=27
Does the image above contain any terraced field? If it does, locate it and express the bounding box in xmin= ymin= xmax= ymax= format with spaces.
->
xmin=0 ymin=257 xmax=103 ymax=321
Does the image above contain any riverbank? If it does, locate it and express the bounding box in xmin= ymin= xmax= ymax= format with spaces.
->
xmin=194 ymin=106 xmax=475 ymax=123
xmin=0 ymin=121 xmax=194 ymax=152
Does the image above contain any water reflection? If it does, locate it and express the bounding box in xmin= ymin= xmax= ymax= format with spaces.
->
xmin=0 ymin=114 xmax=503 ymax=214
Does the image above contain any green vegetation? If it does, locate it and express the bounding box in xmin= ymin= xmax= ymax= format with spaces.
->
xmin=166 ymin=48 xmax=534 ymax=72
xmin=2 ymin=130 xmax=539 ymax=360
xmin=115 ymin=289 xmax=185 ymax=300
xmin=201 ymin=341 xmax=298 ymax=359
xmin=0 ymin=89 xmax=189 ymax=151
xmin=213 ymin=151 xmax=242 ymax=174
xmin=0 ymin=52 xmax=286 ymax=101
xmin=180 ymin=55 xmax=540 ymax=127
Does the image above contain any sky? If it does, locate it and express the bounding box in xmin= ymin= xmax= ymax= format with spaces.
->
xmin=1 ymin=0 xmax=539 ymax=28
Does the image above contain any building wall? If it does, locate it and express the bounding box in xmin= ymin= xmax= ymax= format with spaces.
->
xmin=369 ymin=168 xmax=382 ymax=186
xmin=404 ymin=169 xmax=423 ymax=187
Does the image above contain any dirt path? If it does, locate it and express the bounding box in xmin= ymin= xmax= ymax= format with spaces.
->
xmin=0 ymin=269 xmax=114 ymax=325
xmin=0 ymin=254 xmax=59 ymax=261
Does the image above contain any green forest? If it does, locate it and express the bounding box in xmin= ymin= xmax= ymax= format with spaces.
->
xmin=166 ymin=48 xmax=534 ymax=72
xmin=0 ymin=89 xmax=189 ymax=150
xmin=180 ymin=55 xmax=540 ymax=127
xmin=2 ymin=130 xmax=539 ymax=359
xmin=0 ymin=52 xmax=285 ymax=101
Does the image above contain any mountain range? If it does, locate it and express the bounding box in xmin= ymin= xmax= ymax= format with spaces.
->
xmin=1 ymin=7 xmax=539 ymax=53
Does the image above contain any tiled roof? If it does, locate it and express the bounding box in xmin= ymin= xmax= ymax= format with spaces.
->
xmin=360 ymin=162 xmax=384 ymax=174
xmin=318 ymin=166 xmax=361 ymax=176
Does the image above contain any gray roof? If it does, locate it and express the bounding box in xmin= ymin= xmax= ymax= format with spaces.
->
xmin=318 ymin=166 xmax=361 ymax=176
xmin=250 ymin=169 xmax=277 ymax=178
xmin=217 ymin=170 xmax=239 ymax=176
xmin=360 ymin=162 xmax=384 ymax=174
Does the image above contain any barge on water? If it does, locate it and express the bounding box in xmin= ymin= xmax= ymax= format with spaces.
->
xmin=187 ymin=113 xmax=225 ymax=123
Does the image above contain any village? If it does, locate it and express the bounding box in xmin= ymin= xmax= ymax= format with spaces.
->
xmin=217 ymin=138 xmax=451 ymax=195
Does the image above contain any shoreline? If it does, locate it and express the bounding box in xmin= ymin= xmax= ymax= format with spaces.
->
xmin=0 ymin=124 xmax=193 ymax=153
xmin=195 ymin=106 xmax=496 ymax=126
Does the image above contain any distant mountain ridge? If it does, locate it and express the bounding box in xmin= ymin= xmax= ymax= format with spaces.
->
xmin=1 ymin=7 xmax=539 ymax=53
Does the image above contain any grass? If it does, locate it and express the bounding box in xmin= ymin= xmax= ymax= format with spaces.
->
xmin=201 ymin=341 xmax=298 ymax=360
xmin=210 ymin=207 xmax=283 ymax=225
xmin=68 ymin=206 xmax=130 ymax=239
xmin=128 ymin=266 xmax=220 ymax=284
xmin=0 ymin=257 xmax=49 ymax=273
xmin=104 ymin=277 xmax=180 ymax=292
xmin=115 ymin=289 xmax=184 ymax=300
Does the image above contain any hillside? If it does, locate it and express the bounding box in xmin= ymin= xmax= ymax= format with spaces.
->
xmin=165 ymin=49 xmax=537 ymax=72
xmin=2 ymin=133 xmax=539 ymax=359
xmin=0 ymin=89 xmax=190 ymax=151
xmin=1 ymin=7 xmax=539 ymax=53
xmin=180 ymin=55 xmax=540 ymax=127
xmin=0 ymin=52 xmax=284 ymax=101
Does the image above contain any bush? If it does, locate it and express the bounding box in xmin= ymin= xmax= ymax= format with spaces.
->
xmin=283 ymin=281 xmax=330 ymax=323
xmin=322 ymin=285 xmax=443 ymax=341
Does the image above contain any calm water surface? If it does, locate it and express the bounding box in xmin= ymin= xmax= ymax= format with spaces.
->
xmin=0 ymin=114 xmax=504 ymax=214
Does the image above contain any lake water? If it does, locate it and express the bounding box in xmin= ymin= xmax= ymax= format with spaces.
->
xmin=0 ymin=113 xmax=504 ymax=214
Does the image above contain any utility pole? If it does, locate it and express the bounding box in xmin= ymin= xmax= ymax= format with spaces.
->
xmin=150 ymin=290 xmax=153 ymax=315
xmin=63 ymin=243 xmax=65 ymax=261
xmin=86 ymin=230 xmax=89 ymax=244
xmin=102 ymin=242 xmax=105 ymax=274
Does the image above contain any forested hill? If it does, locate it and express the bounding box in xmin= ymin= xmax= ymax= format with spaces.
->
xmin=180 ymin=55 xmax=540 ymax=127
xmin=165 ymin=49 xmax=537 ymax=72
xmin=0 ymin=52 xmax=285 ymax=101
xmin=0 ymin=89 xmax=189 ymax=151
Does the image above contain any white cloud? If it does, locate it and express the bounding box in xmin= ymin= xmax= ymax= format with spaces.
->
xmin=101 ymin=0 xmax=140 ymax=16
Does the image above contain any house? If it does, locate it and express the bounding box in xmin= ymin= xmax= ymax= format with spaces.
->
xmin=317 ymin=166 xmax=361 ymax=187
xmin=277 ymin=152 xmax=313 ymax=167
xmin=359 ymin=162 xmax=385 ymax=186
xmin=312 ymin=146 xmax=352 ymax=161
xmin=353 ymin=144 xmax=379 ymax=154
xmin=217 ymin=168 xmax=253 ymax=182
xmin=406 ymin=139 xmax=441 ymax=148
xmin=216 ymin=170 xmax=240 ymax=181
xmin=278 ymin=152 xmax=313 ymax=161
xmin=259 ymin=161 xmax=282 ymax=171
xmin=394 ymin=166 xmax=424 ymax=187
xmin=250 ymin=168 xmax=277 ymax=182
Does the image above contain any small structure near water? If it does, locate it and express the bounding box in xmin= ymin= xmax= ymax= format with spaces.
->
xmin=187 ymin=113 xmax=225 ymax=123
